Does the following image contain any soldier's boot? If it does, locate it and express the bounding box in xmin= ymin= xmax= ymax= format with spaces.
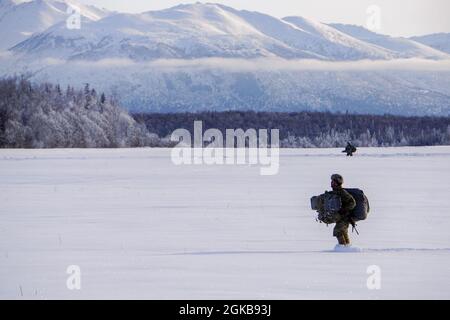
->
xmin=343 ymin=233 xmax=351 ymax=245
xmin=336 ymin=235 xmax=347 ymax=245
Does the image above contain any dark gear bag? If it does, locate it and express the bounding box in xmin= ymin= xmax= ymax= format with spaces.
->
xmin=344 ymin=188 xmax=370 ymax=221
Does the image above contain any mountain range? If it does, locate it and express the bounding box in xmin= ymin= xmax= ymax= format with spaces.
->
xmin=4 ymin=0 xmax=449 ymax=60
xmin=1 ymin=0 xmax=449 ymax=116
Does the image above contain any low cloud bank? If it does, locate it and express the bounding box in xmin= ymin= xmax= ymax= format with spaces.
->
xmin=2 ymin=54 xmax=450 ymax=74
xmin=142 ymin=57 xmax=450 ymax=72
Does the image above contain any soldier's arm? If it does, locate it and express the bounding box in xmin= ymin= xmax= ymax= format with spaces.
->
xmin=341 ymin=190 xmax=356 ymax=212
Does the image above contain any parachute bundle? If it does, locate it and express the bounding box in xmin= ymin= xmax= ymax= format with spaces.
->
xmin=310 ymin=192 xmax=342 ymax=224
xmin=310 ymin=192 xmax=341 ymax=213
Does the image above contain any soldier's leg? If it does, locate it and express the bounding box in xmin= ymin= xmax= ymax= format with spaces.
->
xmin=333 ymin=220 xmax=350 ymax=245
xmin=343 ymin=231 xmax=351 ymax=245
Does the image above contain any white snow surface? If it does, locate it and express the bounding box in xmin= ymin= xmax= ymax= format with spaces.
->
xmin=0 ymin=146 xmax=449 ymax=299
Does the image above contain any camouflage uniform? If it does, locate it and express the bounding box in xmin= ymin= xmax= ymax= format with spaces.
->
xmin=331 ymin=186 xmax=356 ymax=239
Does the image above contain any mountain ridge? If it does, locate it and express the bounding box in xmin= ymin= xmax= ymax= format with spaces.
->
xmin=1 ymin=1 xmax=450 ymax=116
xmin=6 ymin=2 xmax=449 ymax=61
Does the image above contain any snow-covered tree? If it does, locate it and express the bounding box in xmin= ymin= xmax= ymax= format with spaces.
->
xmin=0 ymin=77 xmax=164 ymax=148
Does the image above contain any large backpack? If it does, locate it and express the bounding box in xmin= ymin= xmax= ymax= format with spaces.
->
xmin=310 ymin=192 xmax=342 ymax=224
xmin=344 ymin=188 xmax=370 ymax=221
xmin=310 ymin=191 xmax=341 ymax=213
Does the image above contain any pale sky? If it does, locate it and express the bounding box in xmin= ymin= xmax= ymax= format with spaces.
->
xmin=78 ymin=0 xmax=450 ymax=37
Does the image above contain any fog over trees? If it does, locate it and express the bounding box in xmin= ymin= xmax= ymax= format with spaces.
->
xmin=1 ymin=77 xmax=449 ymax=149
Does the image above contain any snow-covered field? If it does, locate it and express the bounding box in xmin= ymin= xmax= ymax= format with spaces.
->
xmin=0 ymin=147 xmax=449 ymax=299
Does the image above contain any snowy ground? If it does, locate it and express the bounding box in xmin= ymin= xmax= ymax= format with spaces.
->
xmin=0 ymin=147 xmax=449 ymax=299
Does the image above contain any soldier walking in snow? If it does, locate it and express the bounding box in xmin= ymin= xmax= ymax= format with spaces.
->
xmin=310 ymin=174 xmax=370 ymax=248
xmin=343 ymin=142 xmax=357 ymax=156
xmin=330 ymin=174 xmax=356 ymax=246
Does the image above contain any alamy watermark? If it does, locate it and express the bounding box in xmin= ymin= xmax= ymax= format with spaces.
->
xmin=170 ymin=121 xmax=280 ymax=176
xmin=66 ymin=265 xmax=81 ymax=290
xmin=366 ymin=265 xmax=381 ymax=290
xmin=66 ymin=5 xmax=81 ymax=30
xmin=366 ymin=5 xmax=382 ymax=31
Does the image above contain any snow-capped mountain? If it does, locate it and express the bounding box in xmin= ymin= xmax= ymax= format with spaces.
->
xmin=411 ymin=33 xmax=450 ymax=55
xmin=0 ymin=0 xmax=110 ymax=50
xmin=1 ymin=1 xmax=450 ymax=116
xmin=6 ymin=2 xmax=417 ymax=61
xmin=5 ymin=2 xmax=450 ymax=61
xmin=329 ymin=23 xmax=449 ymax=60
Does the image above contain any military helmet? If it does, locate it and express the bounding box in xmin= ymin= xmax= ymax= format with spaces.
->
xmin=331 ymin=174 xmax=344 ymax=185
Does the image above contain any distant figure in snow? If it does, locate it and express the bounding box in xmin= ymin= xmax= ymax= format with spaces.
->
xmin=329 ymin=174 xmax=356 ymax=246
xmin=343 ymin=142 xmax=357 ymax=156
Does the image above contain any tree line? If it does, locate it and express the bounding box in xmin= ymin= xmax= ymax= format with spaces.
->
xmin=1 ymin=76 xmax=449 ymax=148
xmin=134 ymin=111 xmax=450 ymax=148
